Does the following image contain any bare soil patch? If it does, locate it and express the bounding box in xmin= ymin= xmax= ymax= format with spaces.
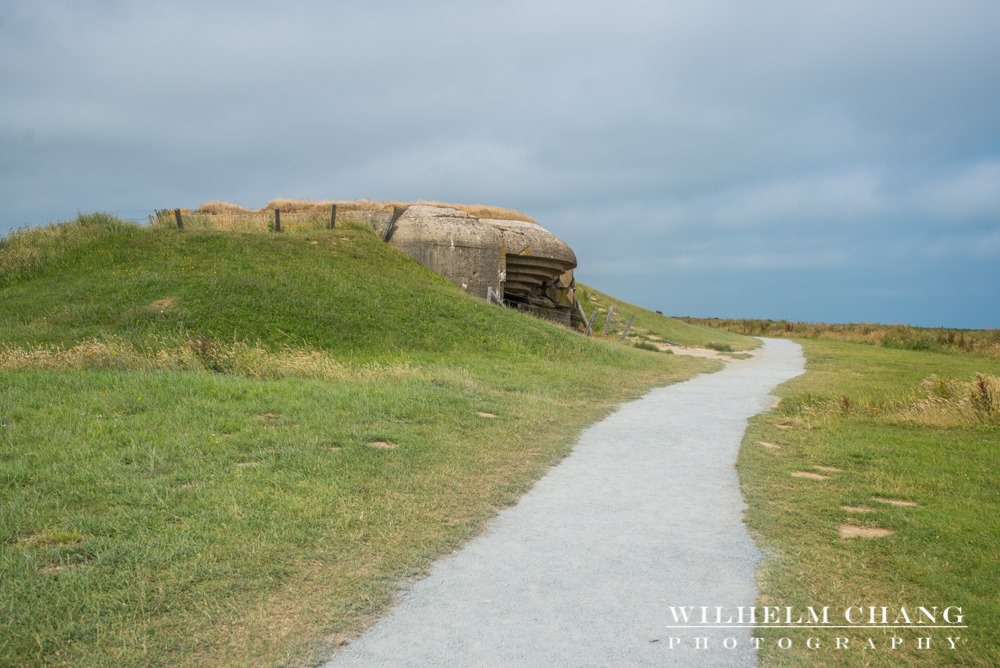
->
xmin=813 ymin=466 xmax=843 ymax=473
xmin=872 ymin=497 xmax=918 ymax=507
xmin=17 ymin=531 xmax=82 ymax=547
xmin=653 ymin=343 xmax=724 ymax=359
xmin=367 ymin=441 xmax=398 ymax=449
xmin=839 ymin=524 xmax=893 ymax=539
xmin=145 ymin=296 xmax=177 ymax=312
xmin=476 ymin=412 xmax=498 ymax=418
xmin=757 ymin=441 xmax=782 ymax=450
xmin=841 ymin=505 xmax=874 ymax=513
xmin=790 ymin=471 xmax=830 ymax=481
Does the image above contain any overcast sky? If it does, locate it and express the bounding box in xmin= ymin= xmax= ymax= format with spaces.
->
xmin=2 ymin=1 xmax=998 ymax=328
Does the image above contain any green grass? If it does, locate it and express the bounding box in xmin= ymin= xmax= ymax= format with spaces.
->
xmin=739 ymin=339 xmax=1000 ymax=667
xmin=0 ymin=214 xmax=747 ymax=666
xmin=680 ymin=316 xmax=1000 ymax=358
xmin=576 ymin=284 xmax=757 ymax=351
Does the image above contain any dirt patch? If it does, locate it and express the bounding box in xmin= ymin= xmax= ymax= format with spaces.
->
xmin=38 ymin=564 xmax=70 ymax=575
xmin=814 ymin=466 xmax=843 ymax=473
xmin=776 ymin=423 xmax=795 ymax=431
xmin=653 ymin=343 xmax=725 ymax=359
xmin=839 ymin=524 xmax=893 ymax=539
xmin=757 ymin=441 xmax=782 ymax=450
xmin=236 ymin=461 xmax=262 ymax=468
xmin=790 ymin=471 xmax=830 ymax=481
xmin=255 ymin=412 xmax=289 ymax=426
xmin=367 ymin=441 xmax=398 ymax=449
xmin=37 ymin=553 xmax=95 ymax=574
xmin=476 ymin=412 xmax=498 ymax=418
xmin=872 ymin=497 xmax=918 ymax=507
xmin=17 ymin=531 xmax=83 ymax=547
xmin=145 ymin=296 xmax=177 ymax=312
xmin=841 ymin=505 xmax=874 ymax=513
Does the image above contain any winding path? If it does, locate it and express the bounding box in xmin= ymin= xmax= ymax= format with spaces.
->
xmin=325 ymin=338 xmax=805 ymax=667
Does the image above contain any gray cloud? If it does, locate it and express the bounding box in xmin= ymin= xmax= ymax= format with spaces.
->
xmin=2 ymin=0 xmax=998 ymax=327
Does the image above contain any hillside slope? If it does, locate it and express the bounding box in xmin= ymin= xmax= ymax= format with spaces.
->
xmin=1 ymin=213 xmax=742 ymax=359
xmin=0 ymin=215 xmax=751 ymax=667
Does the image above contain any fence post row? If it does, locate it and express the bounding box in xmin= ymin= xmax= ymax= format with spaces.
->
xmin=174 ymin=209 xmax=183 ymax=230
xmin=620 ymin=314 xmax=637 ymax=339
xmin=329 ymin=204 xmax=337 ymax=230
xmin=602 ymin=304 xmax=615 ymax=336
xmin=583 ymin=309 xmax=599 ymax=336
xmin=274 ymin=208 xmax=282 ymax=232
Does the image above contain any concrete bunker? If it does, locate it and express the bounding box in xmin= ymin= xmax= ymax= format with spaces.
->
xmin=383 ymin=205 xmax=579 ymax=326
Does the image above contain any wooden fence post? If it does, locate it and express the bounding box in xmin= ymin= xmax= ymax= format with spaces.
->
xmin=584 ymin=309 xmax=599 ymax=336
xmin=620 ymin=314 xmax=637 ymax=339
xmin=274 ymin=208 xmax=281 ymax=232
xmin=602 ymin=304 xmax=615 ymax=336
xmin=577 ymin=301 xmax=588 ymax=324
xmin=174 ymin=209 xmax=183 ymax=230
xmin=329 ymin=204 xmax=337 ymax=230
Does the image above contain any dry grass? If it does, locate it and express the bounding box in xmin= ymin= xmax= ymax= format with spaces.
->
xmin=177 ymin=198 xmax=537 ymax=228
xmin=193 ymin=201 xmax=254 ymax=215
xmin=151 ymin=200 xmax=537 ymax=233
xmin=0 ymin=338 xmax=416 ymax=381
xmin=680 ymin=317 xmax=1000 ymax=358
xmin=894 ymin=373 xmax=1000 ymax=425
xmin=788 ymin=372 xmax=1000 ymax=427
xmin=260 ymin=198 xmax=342 ymax=213
xmin=416 ymin=201 xmax=537 ymax=223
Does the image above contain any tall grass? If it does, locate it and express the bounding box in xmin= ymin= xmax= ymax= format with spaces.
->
xmin=0 ymin=212 xmax=137 ymax=286
xmin=680 ymin=316 xmax=1000 ymax=358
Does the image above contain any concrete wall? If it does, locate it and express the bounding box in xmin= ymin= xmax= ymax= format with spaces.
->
xmin=386 ymin=205 xmax=579 ymax=324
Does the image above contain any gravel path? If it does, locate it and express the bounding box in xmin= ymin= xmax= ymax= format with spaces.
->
xmin=325 ymin=338 xmax=805 ymax=667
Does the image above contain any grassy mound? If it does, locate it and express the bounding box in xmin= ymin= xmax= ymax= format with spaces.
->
xmin=1 ymin=213 xmax=533 ymax=357
xmin=0 ymin=214 xmax=747 ymax=667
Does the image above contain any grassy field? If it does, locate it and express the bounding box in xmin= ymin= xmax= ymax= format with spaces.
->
xmin=681 ymin=316 xmax=1000 ymax=358
xmin=737 ymin=338 xmax=999 ymax=666
xmin=0 ymin=214 xmax=748 ymax=666
xmin=577 ymin=285 xmax=753 ymax=353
